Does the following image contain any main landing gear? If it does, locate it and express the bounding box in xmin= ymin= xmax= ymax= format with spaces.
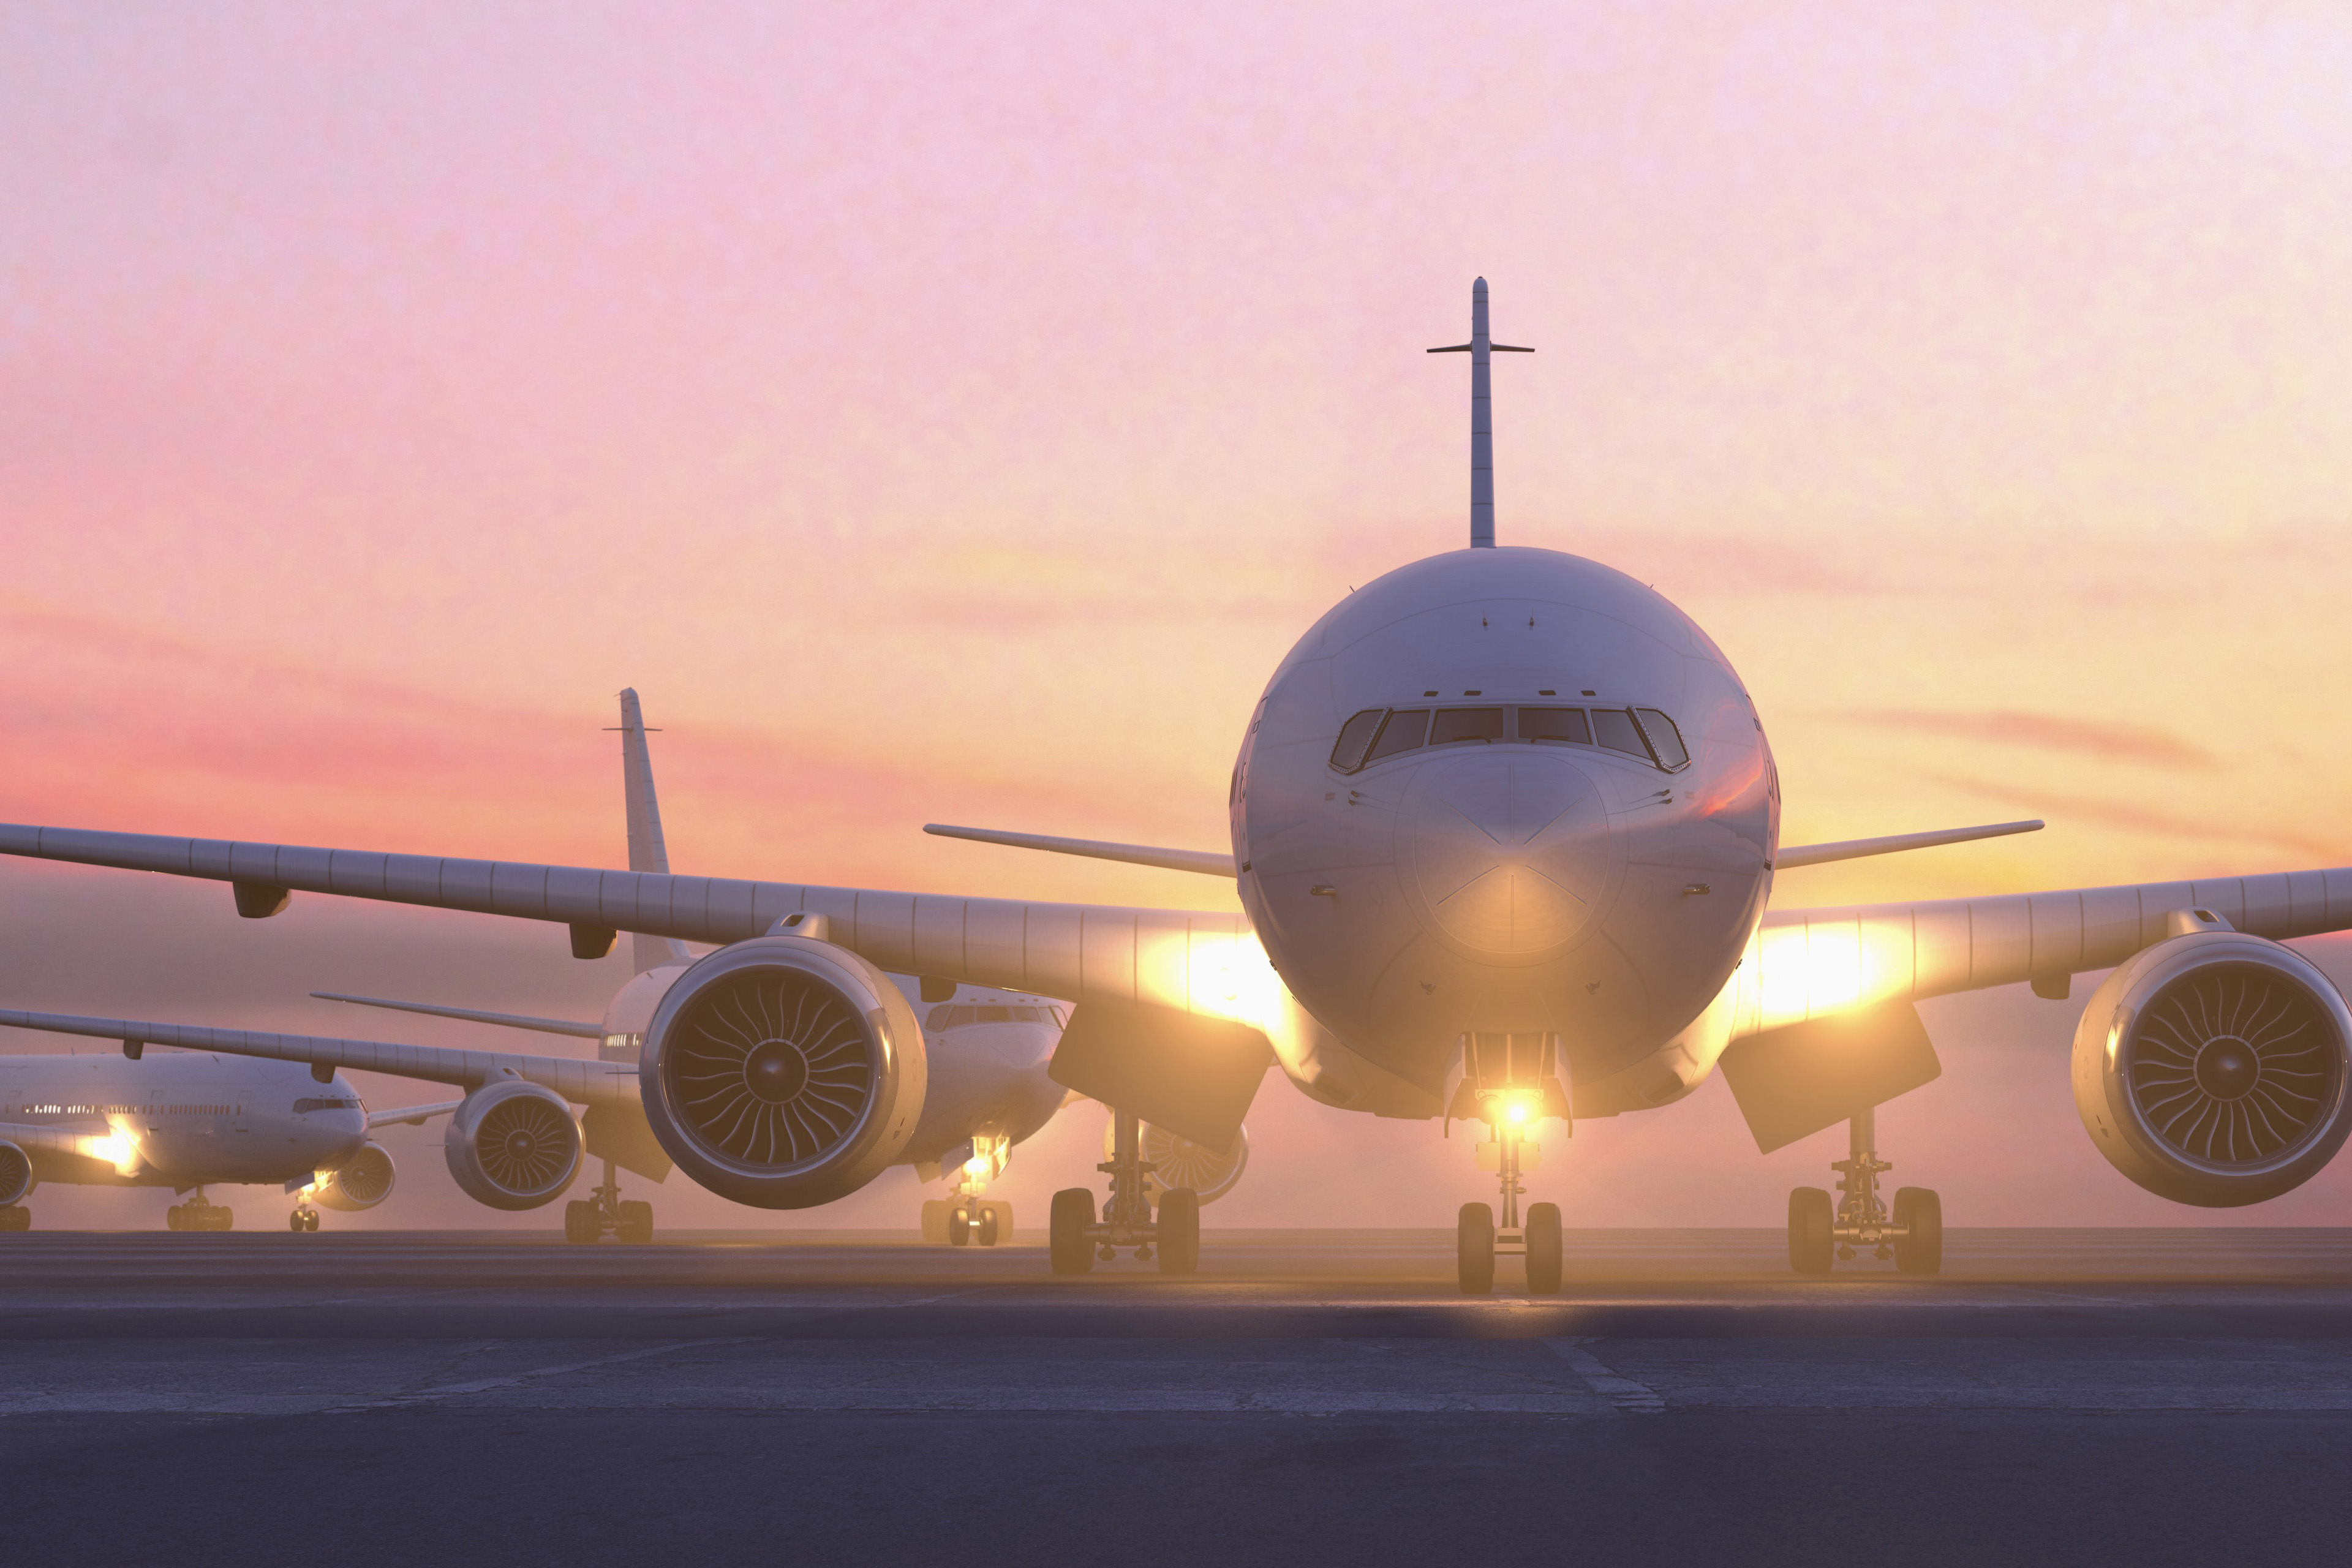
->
xmin=1788 ymin=1106 xmax=1942 ymax=1275
xmin=1457 ymin=1099 xmax=1562 ymax=1296
xmin=1048 ymin=1106 xmax=1199 ymax=1276
xmin=288 ymin=1201 xmax=320 ymax=1232
xmin=564 ymin=1161 xmax=654 ymax=1244
xmin=167 ymin=1191 xmax=233 ymax=1232
xmin=0 ymin=1205 xmax=30 ymax=1233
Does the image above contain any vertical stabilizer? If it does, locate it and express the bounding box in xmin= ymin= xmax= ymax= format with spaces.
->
xmin=616 ymin=688 xmax=693 ymax=974
xmin=1428 ymin=277 xmax=1531 ymax=549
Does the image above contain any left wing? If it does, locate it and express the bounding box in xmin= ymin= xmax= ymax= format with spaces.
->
xmin=1738 ymin=868 xmax=2352 ymax=1034
xmin=0 ymin=1009 xmax=638 ymax=1107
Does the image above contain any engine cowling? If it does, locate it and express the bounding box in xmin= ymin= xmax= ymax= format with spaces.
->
xmin=0 ymin=1139 xmax=33 ymax=1207
xmin=2073 ymin=929 xmax=2352 ymax=1207
xmin=314 ymin=1140 xmax=397 ymax=1212
xmin=1103 ymin=1118 xmax=1250 ymax=1205
xmin=639 ymin=933 xmax=927 ymax=1208
xmin=443 ymin=1079 xmax=583 ymax=1210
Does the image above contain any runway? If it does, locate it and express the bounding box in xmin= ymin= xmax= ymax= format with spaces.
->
xmin=5 ymin=1228 xmax=2351 ymax=1565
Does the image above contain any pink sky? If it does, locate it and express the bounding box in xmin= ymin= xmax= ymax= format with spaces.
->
xmin=6 ymin=4 xmax=2352 ymax=1229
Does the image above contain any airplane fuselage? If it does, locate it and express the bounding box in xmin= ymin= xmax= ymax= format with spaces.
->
xmin=1235 ymin=546 xmax=1778 ymax=1115
xmin=0 ymin=1052 xmax=369 ymax=1188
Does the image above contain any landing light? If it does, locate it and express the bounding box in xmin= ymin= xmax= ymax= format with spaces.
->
xmin=963 ymin=1156 xmax=991 ymax=1178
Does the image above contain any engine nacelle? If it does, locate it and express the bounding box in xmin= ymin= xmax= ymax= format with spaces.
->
xmin=314 ymin=1140 xmax=397 ymax=1212
xmin=2073 ymin=929 xmax=2352 ymax=1207
xmin=639 ymin=933 xmax=927 ymax=1208
xmin=1103 ymin=1118 xmax=1250 ymax=1205
xmin=0 ymin=1139 xmax=33 ymax=1207
xmin=443 ymin=1079 xmax=583 ymax=1210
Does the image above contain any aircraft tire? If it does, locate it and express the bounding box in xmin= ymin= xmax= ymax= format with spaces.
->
xmin=563 ymin=1199 xmax=595 ymax=1244
xmin=1524 ymin=1201 xmax=1563 ymax=1295
xmin=977 ymin=1207 xmax=1000 ymax=1247
xmin=1893 ymin=1187 xmax=1942 ymax=1275
xmin=1049 ymin=1188 xmax=1095 ymax=1275
xmin=207 ymin=1205 xmax=233 ymax=1232
xmin=1156 ymin=1189 xmax=1200 ymax=1275
xmin=948 ymin=1205 xmax=971 ymax=1246
xmin=288 ymin=1212 xmax=306 ymax=1233
xmin=167 ymin=1205 xmax=185 ymax=1232
xmin=1788 ymin=1187 xmax=1834 ymax=1274
xmin=616 ymin=1200 xmax=654 ymax=1245
xmin=0 ymin=1205 xmax=29 ymax=1233
xmin=1457 ymin=1203 xmax=1495 ymax=1295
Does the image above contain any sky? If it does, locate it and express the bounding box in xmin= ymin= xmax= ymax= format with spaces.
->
xmin=5 ymin=2 xmax=2352 ymax=1231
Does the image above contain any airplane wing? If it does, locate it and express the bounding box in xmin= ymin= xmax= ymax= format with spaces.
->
xmin=366 ymin=1098 xmax=466 ymax=1129
xmin=0 ymin=824 xmax=1267 ymax=1027
xmin=1743 ymin=868 xmax=2352 ymax=1033
xmin=0 ymin=1008 xmax=639 ymax=1107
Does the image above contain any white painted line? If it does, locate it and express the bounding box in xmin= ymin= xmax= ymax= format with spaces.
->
xmin=1547 ymin=1338 xmax=1665 ymax=1413
xmin=325 ymin=1337 xmax=761 ymax=1412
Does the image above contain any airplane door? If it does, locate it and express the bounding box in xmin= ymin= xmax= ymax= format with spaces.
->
xmin=234 ymin=1091 xmax=251 ymax=1133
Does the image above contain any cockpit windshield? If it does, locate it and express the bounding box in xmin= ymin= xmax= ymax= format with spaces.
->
xmin=1328 ymin=702 xmax=1689 ymax=775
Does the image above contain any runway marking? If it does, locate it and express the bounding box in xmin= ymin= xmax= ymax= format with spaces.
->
xmin=324 ymin=1338 xmax=762 ymax=1412
xmin=1546 ymin=1338 xmax=1665 ymax=1413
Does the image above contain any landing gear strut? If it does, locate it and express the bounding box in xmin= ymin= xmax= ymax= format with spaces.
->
xmin=1457 ymin=1101 xmax=1562 ymax=1295
xmin=1789 ymin=1107 xmax=1941 ymax=1275
xmin=167 ymin=1189 xmax=233 ymax=1232
xmin=564 ymin=1161 xmax=654 ymax=1244
xmin=1048 ymin=1107 xmax=1199 ymax=1276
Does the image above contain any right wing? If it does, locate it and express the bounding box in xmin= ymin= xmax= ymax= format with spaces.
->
xmin=0 ymin=1008 xmax=638 ymax=1107
xmin=0 ymin=823 xmax=1267 ymax=1027
xmin=923 ymin=823 xmax=1238 ymax=878
xmin=311 ymin=991 xmax=604 ymax=1039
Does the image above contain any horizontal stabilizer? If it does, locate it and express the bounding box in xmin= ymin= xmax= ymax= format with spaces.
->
xmin=312 ymin=990 xmax=603 ymax=1039
xmin=924 ymin=823 xmax=1236 ymax=879
xmin=1776 ymin=820 xmax=2043 ymax=871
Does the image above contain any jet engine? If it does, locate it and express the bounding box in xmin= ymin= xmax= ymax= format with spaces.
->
xmin=0 ymin=1139 xmax=32 ymax=1207
xmin=444 ymin=1079 xmax=583 ymax=1210
xmin=1103 ymin=1118 xmax=1251 ymax=1205
xmin=2073 ymin=925 xmax=2352 ymax=1206
xmin=313 ymin=1140 xmax=398 ymax=1212
xmin=638 ymin=932 xmax=927 ymax=1208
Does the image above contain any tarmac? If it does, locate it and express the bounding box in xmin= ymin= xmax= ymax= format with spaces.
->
xmin=4 ymin=1227 xmax=2350 ymax=1566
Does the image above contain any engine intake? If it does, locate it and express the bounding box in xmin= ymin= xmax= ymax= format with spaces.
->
xmin=314 ymin=1140 xmax=397 ymax=1212
xmin=0 ymin=1139 xmax=32 ymax=1207
xmin=2073 ymin=929 xmax=2352 ymax=1207
xmin=444 ymin=1079 xmax=582 ymax=1210
xmin=639 ymin=933 xmax=926 ymax=1208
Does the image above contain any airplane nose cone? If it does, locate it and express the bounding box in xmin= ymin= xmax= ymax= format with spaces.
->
xmin=1401 ymin=750 xmax=1619 ymax=961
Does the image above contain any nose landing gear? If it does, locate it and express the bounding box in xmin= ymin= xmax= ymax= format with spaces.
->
xmin=922 ymin=1134 xmax=1012 ymax=1246
xmin=287 ymin=1202 xmax=320 ymax=1232
xmin=1788 ymin=1107 xmax=1942 ymax=1274
xmin=1456 ymin=1102 xmax=1562 ymax=1295
xmin=564 ymin=1161 xmax=654 ymax=1244
xmin=1048 ymin=1107 xmax=1199 ymax=1276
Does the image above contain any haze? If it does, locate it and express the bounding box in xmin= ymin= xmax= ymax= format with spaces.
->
xmin=6 ymin=2 xmax=2351 ymax=1227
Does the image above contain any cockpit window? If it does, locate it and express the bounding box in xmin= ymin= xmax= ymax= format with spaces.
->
xmin=1590 ymin=707 xmax=1651 ymax=760
xmin=1634 ymin=709 xmax=1689 ymax=771
xmin=1517 ymin=707 xmax=1591 ymax=745
xmin=1430 ymin=707 xmax=1506 ymax=745
xmin=1330 ymin=709 xmax=1385 ymax=772
xmin=1364 ymin=709 xmax=1431 ymax=764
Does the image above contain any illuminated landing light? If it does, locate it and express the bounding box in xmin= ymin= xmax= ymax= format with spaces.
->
xmin=963 ymin=1156 xmax=992 ymax=1178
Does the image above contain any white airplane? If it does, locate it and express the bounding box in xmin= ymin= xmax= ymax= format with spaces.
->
xmin=0 ymin=691 xmax=1246 ymax=1246
xmin=4 ymin=279 xmax=2346 ymax=1291
xmin=0 ymin=1046 xmax=457 ymax=1232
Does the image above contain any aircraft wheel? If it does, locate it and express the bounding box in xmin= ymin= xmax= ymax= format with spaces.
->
xmin=1049 ymin=1188 xmax=1096 ymax=1275
xmin=1457 ymin=1203 xmax=1496 ymax=1295
xmin=977 ymin=1208 xmax=1000 ymax=1247
xmin=920 ymin=1199 xmax=949 ymax=1245
xmin=1156 ymin=1189 xmax=1200 ymax=1275
xmin=947 ymin=1205 xmax=971 ymax=1246
xmin=1892 ymin=1187 xmax=1942 ymax=1275
xmin=288 ymin=1212 xmax=307 ymax=1233
xmin=616 ymin=1200 xmax=654 ymax=1245
xmin=1788 ymin=1187 xmax=1834 ymax=1275
xmin=167 ymin=1205 xmax=185 ymax=1232
xmin=306 ymin=1212 xmax=320 ymax=1232
xmin=1524 ymin=1201 xmax=1564 ymax=1295
xmin=979 ymin=1200 xmax=1012 ymax=1245
xmin=206 ymin=1205 xmax=233 ymax=1232
xmin=563 ymin=1199 xmax=596 ymax=1244
xmin=0 ymin=1205 xmax=29 ymax=1233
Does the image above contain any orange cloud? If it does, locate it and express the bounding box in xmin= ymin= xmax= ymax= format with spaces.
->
xmin=1856 ymin=710 xmax=2216 ymax=770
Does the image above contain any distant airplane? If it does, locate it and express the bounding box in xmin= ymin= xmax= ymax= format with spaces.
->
xmin=5 ymin=280 xmax=2343 ymax=1290
xmin=0 ymin=1048 xmax=455 ymax=1232
xmin=0 ymin=692 xmax=1248 ymax=1246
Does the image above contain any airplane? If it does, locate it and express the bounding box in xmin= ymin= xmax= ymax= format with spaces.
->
xmin=0 ymin=690 xmax=1248 ymax=1246
xmin=0 ymin=1047 xmax=458 ymax=1233
xmin=5 ymin=277 xmax=2346 ymax=1291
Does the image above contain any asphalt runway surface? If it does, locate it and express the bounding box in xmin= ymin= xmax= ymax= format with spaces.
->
xmin=5 ymin=1228 xmax=2351 ymax=1567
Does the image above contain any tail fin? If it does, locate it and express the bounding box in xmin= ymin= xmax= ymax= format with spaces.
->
xmin=617 ymin=688 xmax=693 ymax=975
